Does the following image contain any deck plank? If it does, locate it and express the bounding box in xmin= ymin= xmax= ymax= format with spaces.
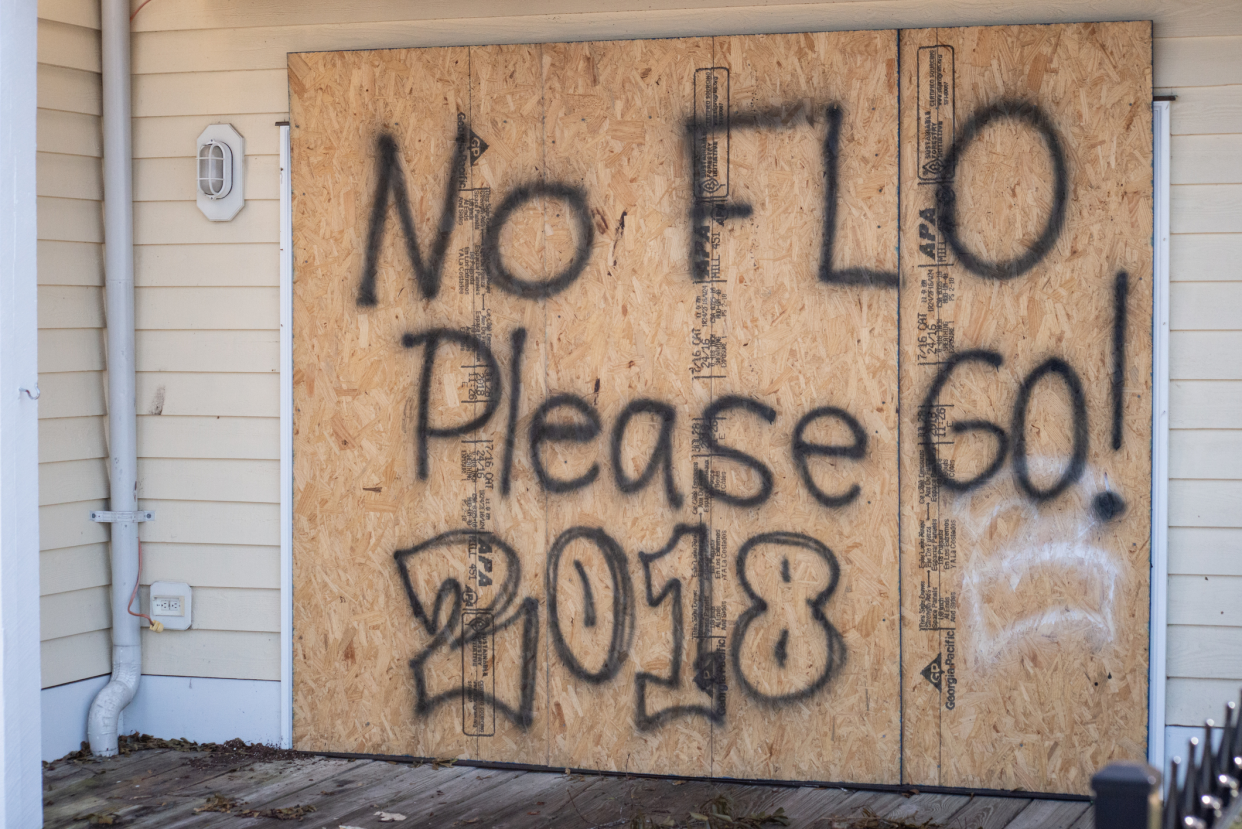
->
xmin=152 ymin=758 xmax=374 ymax=828
xmin=941 ymin=796 xmax=1034 ymax=829
xmin=386 ymin=769 xmax=574 ymax=827
xmin=1005 ymin=798 xmax=1092 ymax=829
xmin=42 ymin=749 xmax=178 ymax=801
xmin=143 ymin=757 xmax=371 ymax=828
xmin=225 ymin=762 xmax=478 ymax=828
xmin=578 ymin=777 xmax=724 ymax=825
xmin=752 ymin=785 xmax=857 ymax=825
xmin=41 ymin=750 xmax=1105 ymax=829
xmin=880 ymin=792 xmax=974 ymax=823
xmin=695 ymin=782 xmax=799 ymax=821
xmin=45 ymin=752 xmax=227 ymax=827
xmin=1069 ymin=805 xmax=1097 ymax=828
xmin=306 ymin=766 xmax=518 ymax=828
xmin=491 ymin=775 xmax=610 ymax=828
xmin=433 ymin=770 xmax=589 ymax=827
xmin=825 ymin=789 xmax=912 ymax=821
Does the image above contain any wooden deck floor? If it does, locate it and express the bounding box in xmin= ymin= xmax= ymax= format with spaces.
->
xmin=43 ymin=748 xmax=1094 ymax=828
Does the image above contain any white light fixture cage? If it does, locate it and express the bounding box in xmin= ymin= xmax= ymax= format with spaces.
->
xmin=196 ymin=124 xmax=245 ymax=221
xmin=198 ymin=139 xmax=232 ymax=199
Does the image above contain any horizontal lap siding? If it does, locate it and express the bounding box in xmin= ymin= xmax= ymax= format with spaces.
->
xmin=37 ymin=13 xmax=109 ymax=688
xmin=123 ymin=0 xmax=289 ymax=685
xmin=1160 ymin=21 xmax=1242 ymax=726
xmin=115 ymin=1 xmax=1242 ymax=712
xmin=35 ymin=8 xmax=289 ymax=687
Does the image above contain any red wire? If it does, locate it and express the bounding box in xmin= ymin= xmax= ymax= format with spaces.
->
xmin=127 ymin=540 xmax=157 ymax=628
xmin=130 ymin=0 xmax=155 ymax=22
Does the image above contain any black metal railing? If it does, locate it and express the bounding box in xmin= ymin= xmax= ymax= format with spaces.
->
xmin=1094 ymin=687 xmax=1242 ymax=829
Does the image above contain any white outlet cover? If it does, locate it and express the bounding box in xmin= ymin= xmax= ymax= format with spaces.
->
xmin=196 ymin=124 xmax=245 ymax=221
xmin=149 ymin=581 xmax=193 ymax=631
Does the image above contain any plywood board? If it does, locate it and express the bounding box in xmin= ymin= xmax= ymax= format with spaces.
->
xmin=897 ymin=22 xmax=1153 ymax=792
xmin=291 ymin=20 xmax=1152 ymax=793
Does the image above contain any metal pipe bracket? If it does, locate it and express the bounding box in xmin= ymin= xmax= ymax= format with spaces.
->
xmin=90 ymin=510 xmax=154 ymax=523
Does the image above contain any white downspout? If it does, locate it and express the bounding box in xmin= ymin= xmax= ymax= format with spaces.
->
xmin=88 ymin=0 xmax=140 ymax=757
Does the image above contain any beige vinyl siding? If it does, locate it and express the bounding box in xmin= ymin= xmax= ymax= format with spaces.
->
xmin=1160 ymin=17 xmax=1242 ymax=724
xmin=34 ymin=0 xmax=286 ymax=687
xmin=117 ymin=0 xmax=1242 ymax=709
xmin=129 ymin=48 xmax=282 ymax=678
xmin=37 ymin=8 xmax=110 ymax=690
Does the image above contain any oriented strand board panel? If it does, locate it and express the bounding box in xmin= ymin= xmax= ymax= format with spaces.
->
xmin=897 ymin=22 xmax=1153 ymax=793
xmin=291 ymin=21 xmax=1151 ymax=793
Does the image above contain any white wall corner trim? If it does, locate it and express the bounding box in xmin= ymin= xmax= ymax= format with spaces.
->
xmin=1148 ymin=99 xmax=1171 ymax=771
xmin=45 ymin=676 xmax=285 ymax=760
xmin=0 ymin=0 xmax=46 ymax=822
xmin=120 ymin=676 xmax=283 ymax=746
xmin=42 ymin=676 xmax=110 ymax=762
xmin=280 ymin=122 xmax=294 ymax=750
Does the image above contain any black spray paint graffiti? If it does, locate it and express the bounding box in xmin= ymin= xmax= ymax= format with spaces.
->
xmin=693 ymin=395 xmax=776 ymax=508
xmin=401 ymin=324 xmax=871 ymax=507
xmin=918 ymin=348 xmax=1124 ymax=516
xmin=360 ymin=98 xmax=1089 ymax=310
xmin=358 ymin=131 xmax=467 ymax=306
xmin=547 ymin=526 xmax=636 ymax=684
xmin=371 ymin=96 xmax=1119 ymax=517
xmin=919 ymin=349 xmax=1009 ymax=495
xmin=820 ymin=105 xmax=900 ymax=288
xmin=915 ymin=99 xmax=1132 ymax=519
xmin=367 ymin=91 xmax=1139 ymax=735
xmin=731 ymin=532 xmax=846 ymax=707
xmin=481 ymin=183 xmax=595 ymax=299
xmin=401 ymin=303 xmax=1124 ymax=513
xmin=934 ymin=99 xmax=1069 ymax=281
xmin=395 ymin=530 xmax=539 ymax=728
xmin=398 ymin=524 xmax=847 ymax=731
xmin=529 ymin=394 xmax=603 ymax=493
xmin=685 ymin=102 xmax=898 ymax=287
xmin=635 ymin=524 xmax=725 ymax=730
xmin=612 ymin=400 xmax=683 ymax=510
xmin=498 ymin=327 xmax=526 ymax=497
xmin=401 ymin=329 xmax=500 ymax=481
xmin=361 ymin=101 xmax=903 ymax=307
xmin=1111 ymin=270 xmax=1129 ymax=452
xmin=359 ymin=132 xmax=592 ymax=306
xmin=793 ymin=406 xmax=868 ymax=509
xmin=1012 ymin=357 xmax=1088 ymax=502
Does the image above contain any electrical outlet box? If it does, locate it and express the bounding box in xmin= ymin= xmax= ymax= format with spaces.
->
xmin=149 ymin=581 xmax=193 ymax=630
xmin=152 ymin=595 xmax=183 ymax=615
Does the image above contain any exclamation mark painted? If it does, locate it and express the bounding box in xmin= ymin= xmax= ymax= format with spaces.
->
xmin=1111 ymin=270 xmax=1129 ymax=452
xmin=1093 ymin=270 xmax=1129 ymax=523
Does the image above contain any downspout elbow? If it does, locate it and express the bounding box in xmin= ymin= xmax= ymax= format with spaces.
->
xmin=87 ymin=644 xmax=141 ymax=756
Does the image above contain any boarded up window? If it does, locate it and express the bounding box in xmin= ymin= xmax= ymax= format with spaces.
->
xmin=290 ymin=21 xmax=1152 ymax=794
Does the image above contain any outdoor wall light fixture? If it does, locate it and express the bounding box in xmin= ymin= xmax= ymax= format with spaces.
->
xmin=198 ymin=140 xmax=232 ymax=198
xmin=196 ymin=124 xmax=245 ymax=221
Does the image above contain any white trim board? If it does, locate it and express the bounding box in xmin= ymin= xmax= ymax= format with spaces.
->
xmin=0 ymin=0 xmax=45 ymax=822
xmin=122 ymin=676 xmax=282 ymax=746
xmin=279 ymin=122 xmax=294 ymax=750
xmin=1149 ymin=99 xmax=1171 ymax=770
xmin=42 ymin=675 xmax=109 ymax=761
xmin=1165 ymin=725 xmax=1226 ymax=774
xmin=42 ymin=675 xmax=282 ymax=760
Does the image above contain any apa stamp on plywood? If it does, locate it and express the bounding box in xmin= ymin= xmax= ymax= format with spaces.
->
xmin=462 ymin=609 xmax=495 ymax=736
xmin=917 ymin=46 xmax=954 ymax=182
xmin=693 ymin=68 xmax=729 ymax=199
